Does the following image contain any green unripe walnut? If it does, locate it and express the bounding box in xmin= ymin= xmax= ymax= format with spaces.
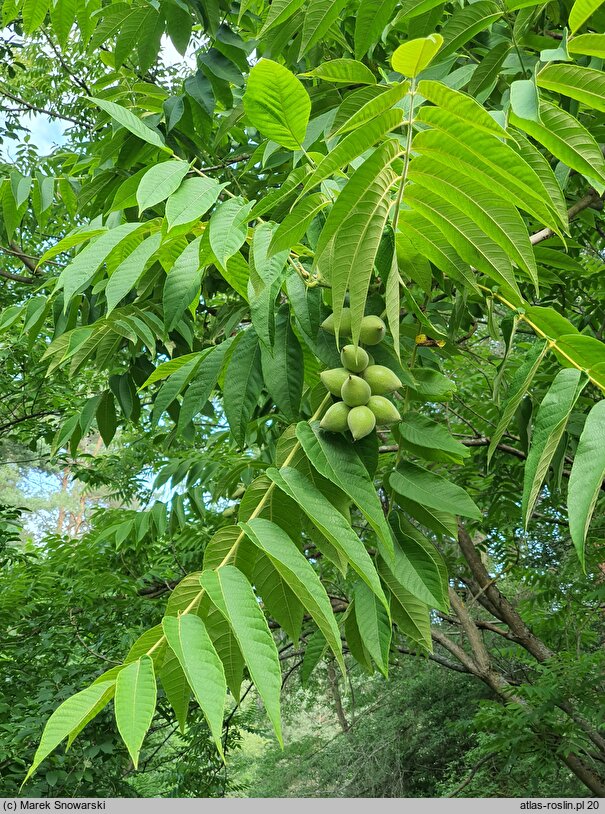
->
xmin=347 ymin=405 xmax=376 ymax=440
xmin=359 ymin=315 xmax=386 ymax=345
xmin=320 ymin=367 xmax=349 ymax=396
xmin=321 ymin=308 xmax=352 ymax=337
xmin=340 ymin=344 xmax=369 ymax=373
xmin=341 ymin=375 xmax=372 ymax=407
xmin=363 ymin=365 xmax=402 ymax=395
xmin=367 ymin=395 xmax=401 ymax=425
xmin=320 ymin=402 xmax=350 ymax=433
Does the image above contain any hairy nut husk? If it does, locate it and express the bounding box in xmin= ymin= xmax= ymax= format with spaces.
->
xmin=341 ymin=375 xmax=372 ymax=407
xmin=367 ymin=395 xmax=401 ymax=425
xmin=347 ymin=405 xmax=376 ymax=440
xmin=320 ymin=402 xmax=350 ymax=433
xmin=340 ymin=344 xmax=369 ymax=373
xmin=321 ymin=308 xmax=352 ymax=337
xmin=363 ymin=365 xmax=402 ymax=395
xmin=320 ymin=367 xmax=350 ymax=396
xmin=359 ymin=315 xmax=386 ymax=345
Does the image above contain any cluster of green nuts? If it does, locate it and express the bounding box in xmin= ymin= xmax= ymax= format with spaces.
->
xmin=319 ymin=310 xmax=403 ymax=441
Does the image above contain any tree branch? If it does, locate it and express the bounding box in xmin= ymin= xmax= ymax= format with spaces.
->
xmin=530 ymin=189 xmax=603 ymax=246
xmin=0 ymin=84 xmax=84 ymax=126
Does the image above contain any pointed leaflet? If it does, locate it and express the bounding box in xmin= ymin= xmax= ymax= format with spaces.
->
xmin=136 ymin=161 xmax=189 ymax=214
xmin=398 ymin=412 xmax=470 ymax=465
xmin=330 ymin=82 xmax=409 ymax=138
xmin=405 ymin=186 xmax=521 ymax=299
xmin=388 ymin=512 xmax=449 ymax=611
xmin=296 ymin=422 xmax=394 ymax=558
xmin=89 ymin=98 xmax=170 ymax=152
xmin=301 ymin=629 xmax=328 ymax=685
xmin=162 ymin=614 xmax=226 ymax=753
xmin=391 ymin=34 xmax=443 ymax=77
xmin=159 ymin=648 xmax=190 ymax=733
xmin=314 ymin=140 xmax=401 ymax=342
xmin=166 ymin=176 xmax=224 ymax=230
xmin=390 ymin=462 xmax=482 ymax=520
xmin=223 ymin=327 xmax=264 ymax=445
xmin=266 ymin=466 xmax=388 ymax=608
xmin=537 ymin=64 xmax=605 ymax=113
xmin=199 ymin=566 xmax=283 ymax=743
xmin=522 ymin=368 xmax=587 ymax=527
xmin=417 ymin=81 xmax=509 ymax=139
xmin=58 ymin=222 xmax=144 ymax=305
xmin=260 ymin=307 xmax=303 ymax=421
xmin=299 ymin=109 xmax=402 ymax=198
xmin=106 ymin=232 xmax=162 ymax=314
xmin=413 ymin=110 xmax=566 ymax=232
xmin=162 ymin=235 xmax=203 ymax=331
xmin=268 ymin=193 xmax=329 ymax=255
xmin=23 ymin=681 xmax=116 ymax=784
xmin=488 ymin=342 xmax=548 ymax=465
xmin=114 ymin=656 xmax=157 ymax=769
xmin=509 ymin=102 xmax=605 ymax=186
xmin=329 ymin=164 xmax=398 ymax=347
xmin=353 ymin=581 xmax=391 ymax=676
xmin=569 ymin=0 xmax=605 ymax=33
xmin=178 ymin=338 xmax=234 ymax=429
xmin=567 ymin=401 xmax=605 ymax=569
xmin=377 ymin=559 xmax=432 ymax=650
xmin=298 ymin=0 xmax=348 ymax=57
xmin=301 ymin=59 xmax=377 ymax=85
xmin=243 ymin=59 xmax=310 ymax=150
xmin=438 ymin=0 xmax=502 ymax=58
xmin=209 ymin=197 xmax=254 ymax=269
xmin=408 ymin=156 xmax=538 ymax=289
xmin=344 ymin=601 xmax=374 ymax=672
xmin=240 ymin=517 xmax=345 ymax=673
xmin=354 ymin=0 xmax=397 ymax=58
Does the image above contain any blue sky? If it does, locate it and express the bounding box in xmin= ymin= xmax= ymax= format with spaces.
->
xmin=1 ymin=36 xmax=195 ymax=160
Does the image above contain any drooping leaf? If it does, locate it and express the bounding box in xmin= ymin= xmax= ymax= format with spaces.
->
xmin=23 ymin=681 xmax=116 ymax=784
xmin=89 ymin=97 xmax=170 ymax=152
xmin=522 ymin=368 xmax=587 ymax=527
xmin=353 ymin=581 xmax=391 ymax=676
xmin=162 ymin=235 xmax=203 ymax=331
xmin=223 ymin=327 xmax=264 ymax=445
xmin=199 ymin=565 xmax=283 ymax=743
xmin=390 ymin=462 xmax=482 ymax=520
xmin=567 ymin=400 xmax=605 ymax=570
xmin=267 ymin=466 xmax=388 ymax=607
xmin=488 ymin=341 xmax=548 ymax=465
xmin=162 ymin=614 xmax=226 ymax=753
xmin=240 ymin=517 xmax=345 ymax=673
xmin=114 ymin=656 xmax=157 ymax=770
xmin=296 ymin=421 xmax=394 ymax=558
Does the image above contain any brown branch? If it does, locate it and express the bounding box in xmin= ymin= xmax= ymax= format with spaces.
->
xmin=0 ymin=84 xmax=84 ymax=126
xmin=447 ymin=753 xmax=496 ymax=797
xmin=530 ymin=189 xmax=603 ymax=246
xmin=0 ymin=268 xmax=37 ymax=283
